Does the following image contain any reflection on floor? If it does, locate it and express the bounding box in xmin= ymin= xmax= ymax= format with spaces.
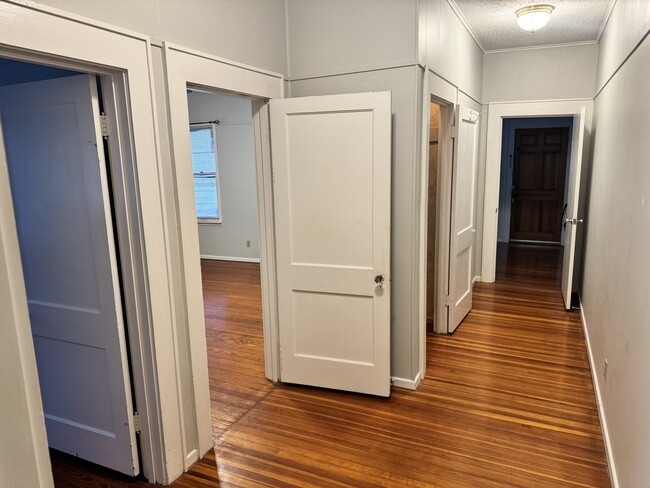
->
xmin=52 ymin=248 xmax=610 ymax=487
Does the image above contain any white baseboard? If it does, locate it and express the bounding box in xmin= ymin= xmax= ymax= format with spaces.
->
xmin=580 ymin=303 xmax=619 ymax=488
xmin=200 ymin=254 xmax=260 ymax=263
xmin=473 ymin=275 xmax=481 ymax=284
xmin=391 ymin=371 xmax=422 ymax=390
xmin=185 ymin=448 xmax=199 ymax=469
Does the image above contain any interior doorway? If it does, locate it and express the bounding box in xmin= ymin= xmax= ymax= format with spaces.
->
xmin=496 ymin=117 xmax=574 ymax=288
xmin=497 ymin=117 xmax=573 ymax=247
xmin=426 ymin=101 xmax=442 ymax=332
xmin=184 ymin=86 xmax=268 ymax=441
xmin=0 ymin=59 xmax=141 ymax=479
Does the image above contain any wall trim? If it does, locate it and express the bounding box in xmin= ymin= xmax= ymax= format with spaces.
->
xmin=162 ymin=42 xmax=283 ymax=474
xmin=595 ymin=24 xmax=650 ymax=99
xmin=446 ymin=0 xmax=486 ymax=53
xmin=579 ymin=304 xmax=619 ymax=488
xmin=200 ymin=254 xmax=260 ymax=263
xmin=392 ymin=371 xmax=422 ymax=390
xmin=484 ymin=40 xmax=598 ymax=55
xmin=288 ymin=61 xmax=420 ymax=83
xmin=596 ymin=0 xmax=619 ymax=43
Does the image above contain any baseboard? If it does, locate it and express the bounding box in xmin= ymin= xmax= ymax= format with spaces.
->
xmin=580 ymin=303 xmax=619 ymax=488
xmin=200 ymin=254 xmax=260 ymax=263
xmin=473 ymin=275 xmax=481 ymax=284
xmin=185 ymin=448 xmax=199 ymax=469
xmin=391 ymin=371 xmax=422 ymax=390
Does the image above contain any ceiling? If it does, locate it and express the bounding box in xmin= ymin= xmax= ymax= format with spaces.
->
xmin=451 ymin=0 xmax=615 ymax=52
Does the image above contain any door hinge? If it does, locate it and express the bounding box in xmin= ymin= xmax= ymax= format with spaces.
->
xmin=100 ymin=113 xmax=109 ymax=138
xmin=449 ymin=125 xmax=458 ymax=139
xmin=444 ymin=295 xmax=452 ymax=307
xmin=133 ymin=412 xmax=141 ymax=433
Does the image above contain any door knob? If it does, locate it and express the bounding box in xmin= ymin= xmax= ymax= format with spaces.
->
xmin=564 ymin=218 xmax=585 ymax=225
xmin=374 ymin=274 xmax=385 ymax=288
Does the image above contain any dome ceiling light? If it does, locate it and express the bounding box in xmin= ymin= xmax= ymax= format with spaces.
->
xmin=516 ymin=4 xmax=555 ymax=33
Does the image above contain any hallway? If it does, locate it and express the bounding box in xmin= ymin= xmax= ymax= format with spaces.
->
xmin=51 ymin=247 xmax=609 ymax=487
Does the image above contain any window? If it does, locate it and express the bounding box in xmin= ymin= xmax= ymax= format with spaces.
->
xmin=190 ymin=124 xmax=221 ymax=222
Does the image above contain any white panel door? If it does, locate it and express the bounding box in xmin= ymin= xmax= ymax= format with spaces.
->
xmin=270 ymin=92 xmax=392 ymax=397
xmin=561 ymin=107 xmax=586 ymax=310
xmin=448 ymin=106 xmax=479 ymax=333
xmin=0 ymin=75 xmax=139 ymax=475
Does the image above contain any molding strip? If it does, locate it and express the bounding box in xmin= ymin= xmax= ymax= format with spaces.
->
xmin=580 ymin=304 xmax=619 ymax=488
xmin=200 ymin=254 xmax=260 ymax=263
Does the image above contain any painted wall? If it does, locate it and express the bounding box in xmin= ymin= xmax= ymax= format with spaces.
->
xmin=187 ymin=91 xmax=260 ymax=261
xmin=420 ymin=0 xmax=483 ymax=103
xmin=483 ymin=44 xmax=598 ymax=103
xmin=497 ymin=117 xmax=573 ymax=243
xmin=595 ymin=0 xmax=650 ymax=92
xmin=35 ymin=0 xmax=288 ymax=75
xmin=286 ymin=0 xmax=419 ymax=80
xmin=580 ymin=2 xmax=650 ymax=486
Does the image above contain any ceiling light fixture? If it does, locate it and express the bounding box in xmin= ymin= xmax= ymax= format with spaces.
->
xmin=516 ymin=4 xmax=555 ymax=32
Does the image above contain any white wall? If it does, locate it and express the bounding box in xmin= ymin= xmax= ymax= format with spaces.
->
xmin=187 ymin=91 xmax=259 ymax=261
xmin=580 ymin=2 xmax=650 ymax=486
xmin=286 ymin=0 xmax=419 ymax=80
xmin=595 ymin=0 xmax=650 ymax=92
xmin=421 ymin=0 xmax=483 ymax=103
xmin=35 ymin=0 xmax=288 ymax=75
xmin=483 ymin=44 xmax=598 ymax=103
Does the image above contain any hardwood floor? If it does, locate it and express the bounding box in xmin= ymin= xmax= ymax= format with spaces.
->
xmin=51 ymin=245 xmax=610 ymax=487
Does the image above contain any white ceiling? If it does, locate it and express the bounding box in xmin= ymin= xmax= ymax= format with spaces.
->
xmin=451 ymin=0 xmax=615 ymax=52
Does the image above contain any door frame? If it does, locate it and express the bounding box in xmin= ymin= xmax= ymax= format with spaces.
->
xmin=0 ymin=2 xmax=179 ymax=484
xmin=161 ymin=42 xmax=284 ymax=466
xmin=416 ymin=69 xmax=457 ymax=378
xmin=481 ymin=99 xmax=593 ymax=283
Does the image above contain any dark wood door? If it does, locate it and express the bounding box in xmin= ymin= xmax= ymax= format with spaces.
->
xmin=510 ymin=128 xmax=569 ymax=243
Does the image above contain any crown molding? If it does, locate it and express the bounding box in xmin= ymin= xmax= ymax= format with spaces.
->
xmin=446 ymin=0 xmax=486 ymax=53
xmin=596 ymin=0 xmax=618 ymax=42
xmin=485 ymin=40 xmax=598 ymax=55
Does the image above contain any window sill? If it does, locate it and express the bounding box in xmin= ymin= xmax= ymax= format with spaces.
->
xmin=198 ymin=219 xmax=222 ymax=225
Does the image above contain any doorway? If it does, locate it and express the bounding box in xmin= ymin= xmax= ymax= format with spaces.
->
xmin=426 ymin=101 xmax=442 ymax=332
xmin=497 ymin=118 xmax=573 ymax=247
xmin=185 ymin=86 xmax=268 ymax=441
xmin=0 ymin=59 xmax=140 ymax=479
xmin=496 ymin=117 xmax=574 ymax=294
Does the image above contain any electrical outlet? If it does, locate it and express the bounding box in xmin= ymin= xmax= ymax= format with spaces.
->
xmin=603 ymin=359 xmax=608 ymax=381
xmin=246 ymin=240 xmax=251 ymax=248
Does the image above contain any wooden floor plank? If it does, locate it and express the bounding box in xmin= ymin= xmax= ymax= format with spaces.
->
xmin=51 ymin=244 xmax=610 ymax=487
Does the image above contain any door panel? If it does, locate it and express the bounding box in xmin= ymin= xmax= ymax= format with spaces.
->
xmin=271 ymin=92 xmax=391 ymax=397
xmin=0 ymin=75 xmax=139 ymax=476
xmin=561 ymin=108 xmax=587 ymax=309
xmin=510 ymin=128 xmax=569 ymax=242
xmin=448 ymin=106 xmax=479 ymax=333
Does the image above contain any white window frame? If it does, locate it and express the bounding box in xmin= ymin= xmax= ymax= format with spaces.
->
xmin=190 ymin=122 xmax=222 ymax=224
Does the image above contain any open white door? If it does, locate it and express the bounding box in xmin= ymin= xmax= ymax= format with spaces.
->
xmin=0 ymin=75 xmax=139 ymax=475
xmin=448 ymin=106 xmax=480 ymax=333
xmin=270 ymin=92 xmax=392 ymax=397
xmin=561 ymin=107 xmax=587 ymax=309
